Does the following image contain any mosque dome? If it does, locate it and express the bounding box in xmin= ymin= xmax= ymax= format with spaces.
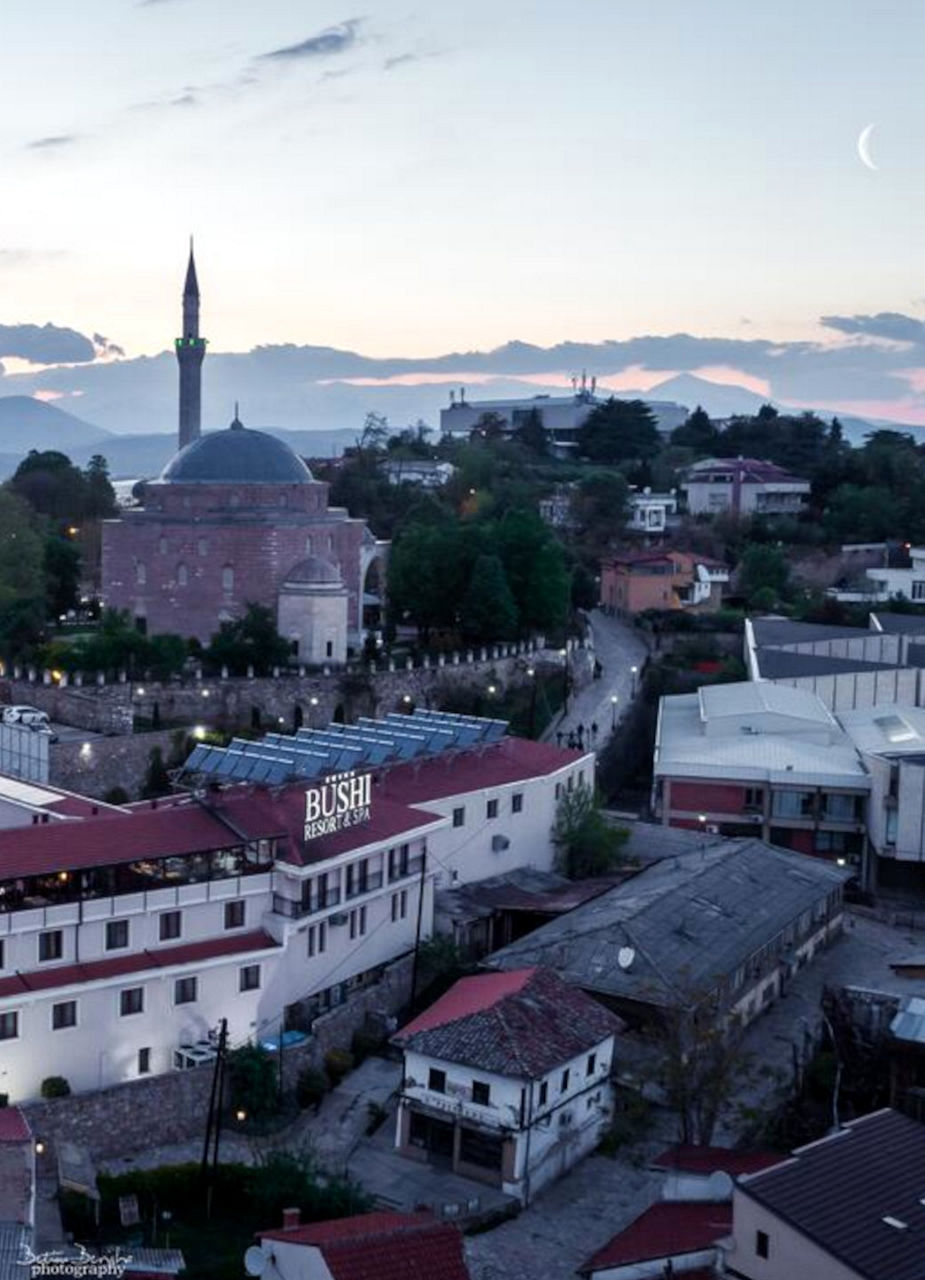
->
xmin=161 ymin=413 xmax=313 ymax=485
xmin=282 ymin=557 xmax=343 ymax=586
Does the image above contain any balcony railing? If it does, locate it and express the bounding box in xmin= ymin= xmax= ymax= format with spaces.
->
xmin=344 ymin=872 xmax=384 ymax=900
xmin=273 ymin=888 xmax=342 ymax=919
xmin=388 ymin=856 xmax=424 ymax=883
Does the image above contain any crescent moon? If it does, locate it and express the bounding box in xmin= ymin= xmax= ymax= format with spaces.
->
xmin=858 ymin=123 xmax=877 ymax=171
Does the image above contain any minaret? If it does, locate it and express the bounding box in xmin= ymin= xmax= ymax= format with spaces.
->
xmin=176 ymin=240 xmax=206 ymax=450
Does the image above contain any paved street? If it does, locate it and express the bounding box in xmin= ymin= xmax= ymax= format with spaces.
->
xmin=543 ymin=610 xmax=648 ymax=752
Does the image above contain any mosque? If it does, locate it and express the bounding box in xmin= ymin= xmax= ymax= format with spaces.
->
xmin=101 ymin=249 xmax=387 ymax=662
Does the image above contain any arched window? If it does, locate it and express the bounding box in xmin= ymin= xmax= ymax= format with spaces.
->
xmin=135 ymin=562 xmax=146 ymax=586
xmin=177 ymin=563 xmax=188 ymax=587
xmin=222 ymin=565 xmax=234 ymax=592
xmin=327 ymin=534 xmax=334 ymax=553
xmin=197 ymin=538 xmax=208 ymax=557
xmin=158 ymin=537 xmax=167 ymax=555
xmin=305 ymin=535 xmax=313 ymax=555
xmin=230 ymin=493 xmax=240 ymax=508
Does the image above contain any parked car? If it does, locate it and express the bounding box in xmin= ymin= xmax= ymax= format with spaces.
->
xmin=2 ymin=706 xmax=55 ymax=738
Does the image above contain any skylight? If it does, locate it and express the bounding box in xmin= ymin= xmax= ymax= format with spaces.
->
xmin=882 ymin=1216 xmax=908 ymax=1230
xmin=874 ymin=714 xmax=918 ymax=744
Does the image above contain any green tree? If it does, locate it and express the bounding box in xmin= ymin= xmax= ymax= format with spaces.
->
xmin=570 ymin=470 xmax=631 ymax=556
xmin=523 ymin=542 xmax=569 ymax=635
xmin=44 ymin=535 xmax=81 ymax=618
xmin=83 ymin=454 xmax=117 ymax=519
xmin=738 ymin=543 xmax=790 ymax=607
xmin=671 ymin=405 xmax=720 ymax=453
xmin=460 ymin=554 xmax=518 ymax=641
xmin=513 ymin=406 xmax=549 ymax=455
xmin=470 ymin=411 xmax=507 ymax=441
xmin=823 ymin=485 xmax=897 ymax=543
xmin=206 ymin=604 xmax=291 ymax=675
xmin=577 ymin=398 xmax=661 ymax=464
xmin=0 ymin=489 xmax=46 ymax=654
xmin=552 ymin=783 xmax=629 ymax=878
xmin=141 ymin=747 xmax=170 ymax=799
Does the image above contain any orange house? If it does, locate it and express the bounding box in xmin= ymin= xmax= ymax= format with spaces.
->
xmin=600 ymin=550 xmax=728 ymax=615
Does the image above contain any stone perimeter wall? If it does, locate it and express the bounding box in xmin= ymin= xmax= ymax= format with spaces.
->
xmin=22 ymin=955 xmax=414 ymax=1163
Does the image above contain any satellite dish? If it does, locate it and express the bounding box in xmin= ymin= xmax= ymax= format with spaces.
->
xmin=244 ymin=1246 xmax=270 ymax=1277
xmin=617 ymin=946 xmax=635 ymax=971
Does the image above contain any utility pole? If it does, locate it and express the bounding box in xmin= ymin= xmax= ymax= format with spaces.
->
xmin=201 ymin=1018 xmax=228 ymax=1218
xmin=408 ymin=847 xmax=429 ymax=1012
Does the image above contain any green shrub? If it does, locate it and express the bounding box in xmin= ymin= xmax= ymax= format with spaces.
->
xmin=323 ymin=1048 xmax=354 ymax=1086
xmin=0 ymin=1093 xmax=8 ymax=1108
xmin=227 ymin=1044 xmax=278 ymax=1118
xmin=296 ymin=1067 xmax=328 ymax=1112
xmin=365 ymin=1101 xmax=388 ymax=1135
xmin=41 ymin=1076 xmax=71 ymax=1098
xmin=103 ymin=786 xmax=129 ymax=805
xmin=598 ymin=1090 xmax=652 ymax=1157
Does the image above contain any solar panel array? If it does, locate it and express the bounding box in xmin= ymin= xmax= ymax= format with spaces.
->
xmin=181 ymin=709 xmax=508 ymax=786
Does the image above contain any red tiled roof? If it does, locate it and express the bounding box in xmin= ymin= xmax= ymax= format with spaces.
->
xmin=379 ymin=737 xmax=585 ymax=807
xmin=0 ymin=737 xmax=581 ymax=879
xmin=259 ymin=1213 xmax=470 ymax=1280
xmin=218 ymin=788 xmax=445 ymax=868
xmin=0 ymin=930 xmax=278 ymax=1000
xmin=0 ymin=1107 xmax=30 ymax=1143
xmin=651 ymin=1144 xmax=784 ymax=1177
xmin=394 ymin=966 xmax=622 ymax=1079
xmin=399 ymin=970 xmax=536 ymax=1035
xmin=581 ymin=1201 xmax=732 ymax=1274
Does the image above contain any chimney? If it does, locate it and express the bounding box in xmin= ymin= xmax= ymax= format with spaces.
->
xmin=282 ymin=1207 xmax=301 ymax=1231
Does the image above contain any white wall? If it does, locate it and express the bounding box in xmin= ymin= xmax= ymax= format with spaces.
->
xmin=727 ymin=1189 xmax=859 ymax=1280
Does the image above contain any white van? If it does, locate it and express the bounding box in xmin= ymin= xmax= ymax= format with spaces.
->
xmin=2 ymin=705 xmax=52 ymax=731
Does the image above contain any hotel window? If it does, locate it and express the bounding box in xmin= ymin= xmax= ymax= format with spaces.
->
xmin=586 ymin=1052 xmax=596 ymax=1076
xmin=240 ymin=965 xmax=261 ymax=992
xmin=197 ymin=538 xmax=208 ymax=556
xmin=472 ymin=1080 xmax=491 ymax=1106
xmin=177 ymin=563 xmax=188 ymax=587
xmin=39 ymin=930 xmax=63 ymax=962
xmin=225 ymin=900 xmax=245 ymax=930
xmin=428 ymin=1067 xmax=446 ymax=1093
xmin=756 ymin=1231 xmax=769 ymax=1259
xmin=120 ymin=987 xmax=144 ymax=1017
xmin=308 ymin=921 xmax=327 ymax=957
xmin=913 ymin=581 xmax=925 ymax=602
xmin=561 ymin=1068 xmax=570 ymax=1093
xmin=555 ymin=783 xmax=562 ymax=800
xmin=160 ymin=911 xmax=182 ymax=941
xmin=138 ymin=1048 xmax=151 ymax=1075
xmin=52 ymin=1001 xmax=77 ymax=1030
xmin=391 ymin=890 xmax=407 ymax=922
xmin=305 ymin=535 xmax=313 ymax=554
xmin=136 ymin=561 xmax=146 ymax=586
xmin=0 ymin=940 xmax=4 ymax=969
xmin=452 ymin=807 xmax=465 ymax=828
xmin=222 ymin=565 xmax=235 ymax=592
xmin=512 ymin=793 xmax=523 ymax=814
xmin=486 ymin=799 xmax=498 ymax=820
xmin=0 ymin=1012 xmax=18 ymax=1040
xmin=174 ymin=976 xmax=198 ymax=1005
xmin=538 ymin=1081 xmax=548 ymax=1106
xmin=158 ymin=537 xmax=167 ymax=555
xmin=106 ymin=920 xmax=129 ymax=951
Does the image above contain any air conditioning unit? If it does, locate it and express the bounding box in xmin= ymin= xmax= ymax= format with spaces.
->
xmin=328 ymin=912 xmax=349 ymax=927
xmin=491 ymin=835 xmax=510 ymax=852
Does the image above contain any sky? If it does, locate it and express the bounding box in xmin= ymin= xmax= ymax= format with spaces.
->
xmin=3 ymin=0 xmax=925 ymax=425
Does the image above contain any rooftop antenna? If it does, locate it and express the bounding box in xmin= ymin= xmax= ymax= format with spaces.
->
xmin=591 ymin=375 xmax=597 ymax=396
xmin=450 ymin=388 xmax=456 ymax=405
xmin=571 ymin=374 xmax=578 ymax=394
xmin=460 ymin=385 xmax=466 ymax=403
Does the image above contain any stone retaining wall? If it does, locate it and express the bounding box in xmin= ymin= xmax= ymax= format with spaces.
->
xmin=21 ymin=954 xmax=414 ymax=1162
xmin=49 ymin=730 xmax=184 ymax=800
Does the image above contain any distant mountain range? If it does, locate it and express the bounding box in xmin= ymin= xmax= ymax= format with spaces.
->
xmin=0 ymin=370 xmax=913 ymax=480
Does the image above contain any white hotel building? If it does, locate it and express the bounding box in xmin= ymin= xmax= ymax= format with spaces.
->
xmin=0 ymin=712 xmax=591 ymax=1103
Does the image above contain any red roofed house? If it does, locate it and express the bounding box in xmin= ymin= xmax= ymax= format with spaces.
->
xmin=682 ymin=457 xmax=810 ymax=520
xmin=580 ymin=1200 xmax=732 ymax=1280
xmin=0 ymin=713 xmax=590 ymax=1103
xmin=600 ymin=551 xmax=729 ymax=616
xmin=651 ymin=1144 xmax=784 ymax=1203
xmin=393 ymin=967 xmax=622 ymax=1203
xmin=255 ymin=1208 xmax=471 ymax=1280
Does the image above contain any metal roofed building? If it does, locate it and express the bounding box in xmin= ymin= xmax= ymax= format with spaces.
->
xmin=653 ymin=681 xmax=869 ymax=865
xmin=836 ymin=703 xmax=925 ymax=892
xmin=726 ymin=1108 xmax=925 ymax=1280
xmin=681 ymin=457 xmax=810 ymax=519
xmin=0 ymin=711 xmax=591 ymax=1102
xmin=487 ymin=836 xmax=849 ymax=1027
xmin=744 ymin=616 xmax=921 ymax=711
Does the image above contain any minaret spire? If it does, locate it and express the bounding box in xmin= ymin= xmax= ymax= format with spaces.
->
xmin=176 ymin=239 xmax=206 ymax=450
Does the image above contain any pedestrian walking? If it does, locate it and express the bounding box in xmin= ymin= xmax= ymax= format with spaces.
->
xmin=556 ymin=731 xmax=563 ymax=748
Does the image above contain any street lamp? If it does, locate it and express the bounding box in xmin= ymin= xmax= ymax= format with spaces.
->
xmin=630 ymin=665 xmax=638 ymax=698
xmin=610 ymin=694 xmax=618 ymax=730
xmin=560 ymin=648 xmax=569 ymax=713
xmin=526 ymin=667 xmax=537 ymax=738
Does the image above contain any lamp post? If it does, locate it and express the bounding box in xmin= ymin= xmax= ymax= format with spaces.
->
xmin=527 ymin=667 xmax=537 ymax=738
xmin=560 ymin=647 xmax=569 ymax=714
xmin=698 ymin=813 xmax=707 ymax=850
xmin=630 ymin=665 xmax=638 ymax=699
xmin=610 ymin=694 xmax=618 ymax=730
